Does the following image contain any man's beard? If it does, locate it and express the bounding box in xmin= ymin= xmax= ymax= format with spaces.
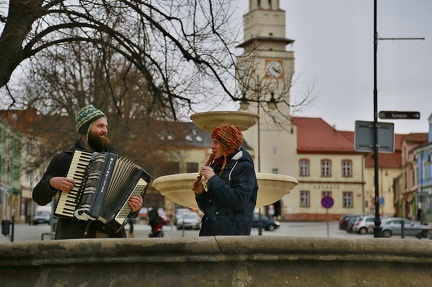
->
xmin=87 ymin=131 xmax=110 ymax=152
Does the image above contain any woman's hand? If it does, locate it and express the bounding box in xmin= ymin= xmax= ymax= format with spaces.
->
xmin=200 ymin=166 xmax=215 ymax=180
xmin=192 ymin=176 xmax=204 ymax=194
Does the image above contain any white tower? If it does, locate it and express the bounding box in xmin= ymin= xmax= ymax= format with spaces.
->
xmin=236 ymin=0 xmax=297 ymax=177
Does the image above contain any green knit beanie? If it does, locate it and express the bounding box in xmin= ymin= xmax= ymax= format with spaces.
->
xmin=75 ymin=105 xmax=106 ymax=135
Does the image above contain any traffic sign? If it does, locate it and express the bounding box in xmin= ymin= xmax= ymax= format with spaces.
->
xmin=354 ymin=121 xmax=394 ymax=153
xmin=321 ymin=196 xmax=334 ymax=209
xmin=378 ymin=111 xmax=420 ymax=120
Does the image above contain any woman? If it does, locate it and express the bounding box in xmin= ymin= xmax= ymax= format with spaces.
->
xmin=192 ymin=123 xmax=258 ymax=236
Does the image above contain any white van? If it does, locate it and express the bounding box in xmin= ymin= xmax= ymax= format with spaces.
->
xmin=33 ymin=205 xmax=52 ymax=225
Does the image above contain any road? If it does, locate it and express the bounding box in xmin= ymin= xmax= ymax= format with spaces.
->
xmin=0 ymin=220 xmax=421 ymax=243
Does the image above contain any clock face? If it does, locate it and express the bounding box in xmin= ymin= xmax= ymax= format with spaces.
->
xmin=266 ymin=60 xmax=283 ymax=78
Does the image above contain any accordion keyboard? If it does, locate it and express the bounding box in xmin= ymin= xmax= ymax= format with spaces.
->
xmin=54 ymin=150 xmax=92 ymax=218
xmin=113 ymin=178 xmax=148 ymax=224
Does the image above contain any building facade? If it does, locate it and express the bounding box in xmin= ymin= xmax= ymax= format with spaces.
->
xmin=0 ymin=119 xmax=22 ymax=224
xmin=411 ymin=114 xmax=432 ymax=222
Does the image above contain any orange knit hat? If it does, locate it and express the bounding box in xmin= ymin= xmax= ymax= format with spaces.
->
xmin=211 ymin=123 xmax=243 ymax=156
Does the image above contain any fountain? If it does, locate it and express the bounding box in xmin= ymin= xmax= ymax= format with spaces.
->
xmin=152 ymin=111 xmax=298 ymax=210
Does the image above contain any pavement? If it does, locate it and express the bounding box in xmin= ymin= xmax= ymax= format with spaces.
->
xmin=1 ymin=220 xmax=424 ymax=243
xmin=0 ymin=220 xmax=329 ymax=242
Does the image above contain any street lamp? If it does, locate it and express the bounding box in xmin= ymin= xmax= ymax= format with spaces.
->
xmin=240 ymin=83 xmax=277 ymax=236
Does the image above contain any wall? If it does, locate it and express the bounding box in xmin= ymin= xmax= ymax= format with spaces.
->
xmin=1 ymin=236 xmax=432 ymax=286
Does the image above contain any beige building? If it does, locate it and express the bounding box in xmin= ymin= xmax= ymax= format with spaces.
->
xmin=285 ymin=117 xmax=366 ymax=221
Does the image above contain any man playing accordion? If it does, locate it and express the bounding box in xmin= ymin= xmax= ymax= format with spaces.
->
xmin=33 ymin=105 xmax=143 ymax=239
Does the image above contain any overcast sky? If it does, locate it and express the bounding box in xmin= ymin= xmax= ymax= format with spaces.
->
xmin=233 ymin=0 xmax=432 ymax=135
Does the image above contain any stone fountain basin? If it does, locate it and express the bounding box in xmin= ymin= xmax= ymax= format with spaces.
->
xmin=152 ymin=173 xmax=298 ymax=210
xmin=190 ymin=111 xmax=259 ymax=132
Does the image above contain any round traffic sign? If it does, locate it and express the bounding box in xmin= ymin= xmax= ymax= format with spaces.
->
xmin=321 ymin=196 xmax=334 ymax=209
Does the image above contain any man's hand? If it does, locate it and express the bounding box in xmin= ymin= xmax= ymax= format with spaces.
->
xmin=128 ymin=195 xmax=143 ymax=213
xmin=49 ymin=177 xmax=75 ymax=192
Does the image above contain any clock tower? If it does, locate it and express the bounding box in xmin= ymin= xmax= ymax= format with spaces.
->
xmin=236 ymin=0 xmax=297 ymax=177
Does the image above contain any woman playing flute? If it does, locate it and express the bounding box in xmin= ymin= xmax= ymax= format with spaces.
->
xmin=192 ymin=123 xmax=258 ymax=236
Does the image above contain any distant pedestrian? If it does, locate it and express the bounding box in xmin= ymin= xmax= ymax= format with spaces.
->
xmin=128 ymin=219 xmax=135 ymax=238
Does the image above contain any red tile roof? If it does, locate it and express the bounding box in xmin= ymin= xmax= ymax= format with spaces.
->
xmin=291 ymin=117 xmax=356 ymax=154
xmin=291 ymin=116 xmax=412 ymax=168
xmin=403 ymin=133 xmax=428 ymax=144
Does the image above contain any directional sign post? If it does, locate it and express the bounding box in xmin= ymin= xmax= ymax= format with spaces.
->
xmin=378 ymin=111 xmax=420 ymax=120
xmin=321 ymin=196 xmax=334 ymax=238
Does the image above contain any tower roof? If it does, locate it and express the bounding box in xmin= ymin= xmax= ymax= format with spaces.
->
xmin=236 ymin=37 xmax=294 ymax=48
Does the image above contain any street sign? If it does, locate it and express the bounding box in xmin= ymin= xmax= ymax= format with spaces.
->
xmin=354 ymin=121 xmax=394 ymax=153
xmin=378 ymin=111 xmax=420 ymax=120
xmin=321 ymin=196 xmax=334 ymax=209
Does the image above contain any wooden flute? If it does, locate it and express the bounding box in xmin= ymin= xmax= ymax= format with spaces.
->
xmin=192 ymin=153 xmax=215 ymax=190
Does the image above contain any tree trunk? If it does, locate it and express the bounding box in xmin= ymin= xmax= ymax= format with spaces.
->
xmin=0 ymin=0 xmax=44 ymax=87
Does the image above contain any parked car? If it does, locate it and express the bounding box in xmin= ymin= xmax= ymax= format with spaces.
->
xmin=346 ymin=215 xmax=363 ymax=233
xmin=340 ymin=214 xmax=364 ymax=230
xmin=339 ymin=215 xmax=351 ymax=230
xmin=252 ymin=213 xmax=280 ymax=231
xmin=174 ymin=208 xmax=191 ymax=225
xmin=352 ymin=215 xmax=381 ymax=234
xmin=381 ymin=217 xmax=432 ymax=239
xmin=176 ymin=212 xmax=201 ymax=230
xmin=32 ymin=211 xmax=51 ymax=225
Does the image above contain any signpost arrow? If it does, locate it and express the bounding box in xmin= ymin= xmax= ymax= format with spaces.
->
xmin=378 ymin=111 xmax=420 ymax=120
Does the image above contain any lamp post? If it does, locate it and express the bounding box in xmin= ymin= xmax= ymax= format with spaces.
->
xmin=240 ymin=75 xmax=277 ymax=236
xmin=372 ymin=0 xmax=424 ymax=237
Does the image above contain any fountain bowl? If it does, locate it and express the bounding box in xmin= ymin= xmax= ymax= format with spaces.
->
xmin=152 ymin=173 xmax=298 ymax=210
xmin=190 ymin=111 xmax=259 ymax=132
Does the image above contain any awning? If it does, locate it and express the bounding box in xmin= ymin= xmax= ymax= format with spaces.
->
xmin=6 ymin=188 xmax=21 ymax=196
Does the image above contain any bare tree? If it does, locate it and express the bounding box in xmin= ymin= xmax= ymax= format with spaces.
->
xmin=0 ymin=0 xmax=244 ymax=118
xmin=15 ymin=42 xmax=195 ymax=180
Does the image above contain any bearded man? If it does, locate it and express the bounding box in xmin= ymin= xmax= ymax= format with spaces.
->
xmin=33 ymin=105 xmax=142 ymax=239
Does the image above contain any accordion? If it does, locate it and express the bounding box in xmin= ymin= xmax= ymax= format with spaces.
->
xmin=54 ymin=150 xmax=151 ymax=233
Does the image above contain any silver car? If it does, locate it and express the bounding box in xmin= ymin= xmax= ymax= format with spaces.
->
xmin=351 ymin=215 xmax=377 ymax=234
xmin=176 ymin=212 xmax=201 ymax=230
xmin=381 ymin=217 xmax=432 ymax=239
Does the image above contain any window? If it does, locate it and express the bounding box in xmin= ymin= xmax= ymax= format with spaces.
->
xmin=411 ymin=169 xmax=415 ymax=187
xmin=26 ymin=170 xmax=34 ymax=182
xmin=186 ymin=162 xmax=198 ymax=173
xmin=343 ymin=192 xmax=353 ymax=208
xmin=342 ymin=160 xmax=352 ymax=177
xmin=322 ymin=191 xmax=332 ymax=197
xmin=26 ymin=142 xmax=34 ymax=155
xmin=300 ymin=191 xmax=310 ymax=207
xmin=161 ymin=162 xmax=179 ymax=174
xmin=321 ymin=160 xmax=331 ymax=177
xmin=272 ymin=168 xmax=279 ymax=174
xmin=299 ymin=159 xmax=309 ymax=176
